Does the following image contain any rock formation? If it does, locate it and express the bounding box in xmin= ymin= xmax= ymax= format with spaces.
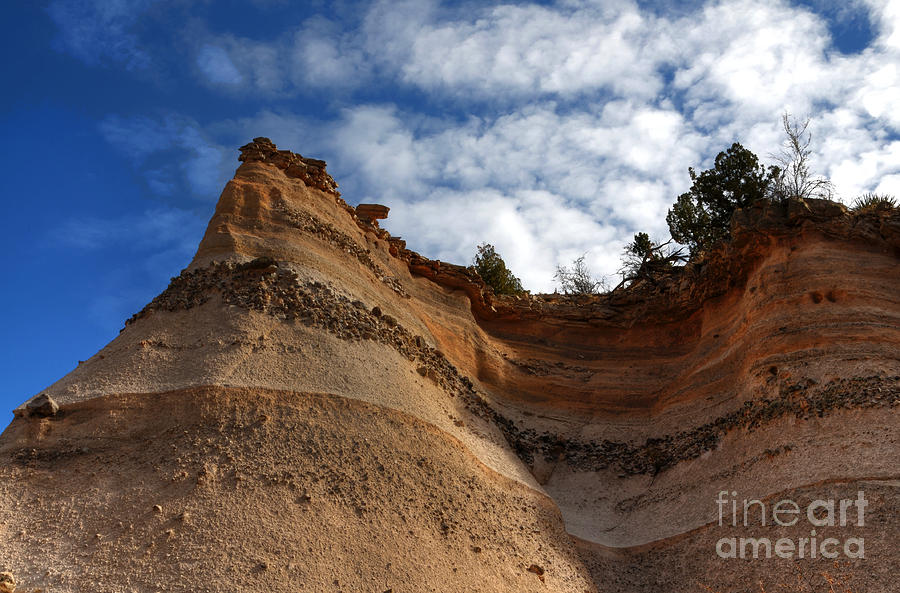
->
xmin=355 ymin=204 xmax=390 ymax=226
xmin=1 ymin=138 xmax=898 ymax=593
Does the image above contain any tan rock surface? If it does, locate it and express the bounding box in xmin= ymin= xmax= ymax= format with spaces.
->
xmin=2 ymin=139 xmax=898 ymax=592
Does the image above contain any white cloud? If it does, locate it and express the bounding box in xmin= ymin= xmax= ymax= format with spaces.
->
xmin=196 ymin=45 xmax=243 ymax=85
xmin=831 ymin=140 xmax=900 ymax=196
xmin=328 ymin=105 xmax=428 ymax=195
xmin=189 ymin=16 xmax=374 ymax=95
xmin=387 ymin=187 xmax=621 ymax=291
xmin=290 ymin=17 xmax=373 ymax=89
xmin=865 ymin=0 xmax=900 ymax=50
xmin=89 ymin=0 xmax=900 ymax=290
xmin=670 ymin=1 xmax=834 ymax=118
xmin=874 ymin=173 xmax=900 ymax=196
xmin=47 ymin=0 xmax=157 ymax=69
xmin=187 ymin=0 xmax=666 ymax=99
xmin=99 ymin=115 xmax=177 ymax=159
xmin=395 ymin=1 xmax=666 ymax=99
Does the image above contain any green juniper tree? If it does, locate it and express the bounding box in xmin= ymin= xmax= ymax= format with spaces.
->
xmin=667 ymin=142 xmax=779 ymax=256
xmin=473 ymin=243 xmax=524 ymax=295
xmin=616 ymin=232 xmax=686 ymax=289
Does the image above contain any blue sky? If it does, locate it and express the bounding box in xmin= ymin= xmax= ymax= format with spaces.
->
xmin=2 ymin=0 xmax=899 ymax=423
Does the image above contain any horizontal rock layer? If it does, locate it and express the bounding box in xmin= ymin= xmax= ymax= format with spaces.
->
xmin=3 ymin=140 xmax=898 ymax=592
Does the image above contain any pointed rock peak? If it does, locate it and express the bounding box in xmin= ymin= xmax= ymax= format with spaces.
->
xmin=238 ymin=137 xmax=340 ymax=196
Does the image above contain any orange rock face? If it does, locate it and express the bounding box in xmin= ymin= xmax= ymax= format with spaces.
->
xmin=1 ymin=140 xmax=898 ymax=592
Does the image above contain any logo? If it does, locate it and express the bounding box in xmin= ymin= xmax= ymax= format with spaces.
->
xmin=714 ymin=490 xmax=867 ymax=559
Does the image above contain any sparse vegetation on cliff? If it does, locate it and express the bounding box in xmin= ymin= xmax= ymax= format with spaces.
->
xmin=553 ymin=255 xmax=604 ymax=294
xmin=473 ymin=243 xmax=525 ymax=295
xmin=616 ymin=233 xmax=686 ymax=289
xmin=546 ymin=114 xmax=892 ymax=296
xmin=666 ymin=142 xmax=779 ymax=256
xmin=770 ymin=113 xmax=835 ymax=202
xmin=851 ymin=192 xmax=897 ymax=213
xmin=618 ymin=113 xmax=851 ymax=284
xmin=611 ymin=140 xmax=780 ymax=290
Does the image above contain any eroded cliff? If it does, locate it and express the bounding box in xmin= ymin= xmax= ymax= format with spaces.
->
xmin=1 ymin=138 xmax=898 ymax=593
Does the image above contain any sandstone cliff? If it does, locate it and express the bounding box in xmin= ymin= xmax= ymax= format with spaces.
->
xmin=1 ymin=138 xmax=898 ymax=593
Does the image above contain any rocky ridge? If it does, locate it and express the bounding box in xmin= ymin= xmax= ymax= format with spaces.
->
xmin=2 ymin=138 xmax=898 ymax=593
xmin=237 ymin=138 xmax=900 ymax=330
xmin=238 ymin=137 xmax=341 ymax=196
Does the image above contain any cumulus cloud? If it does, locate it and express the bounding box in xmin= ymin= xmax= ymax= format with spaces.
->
xmin=86 ymin=0 xmax=900 ymax=290
xmin=193 ymin=35 xmax=288 ymax=93
xmin=181 ymin=2 xmax=899 ymax=164
xmin=188 ymin=0 xmax=669 ymax=99
xmin=397 ymin=187 xmax=625 ymax=290
xmin=290 ymin=17 xmax=374 ymax=90
xmin=669 ymin=1 xmax=833 ymax=118
xmin=384 ymin=1 xmax=667 ymax=99
xmin=865 ymin=0 xmax=900 ymax=50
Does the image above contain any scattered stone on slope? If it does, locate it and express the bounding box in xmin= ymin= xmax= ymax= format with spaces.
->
xmin=507 ymin=374 xmax=900 ymax=475
xmin=527 ymin=564 xmax=545 ymax=582
xmin=502 ymin=354 xmax=593 ymax=380
xmin=0 ymin=571 xmax=14 ymax=593
xmin=273 ymin=199 xmax=408 ymax=298
xmin=26 ymin=394 xmax=59 ymax=418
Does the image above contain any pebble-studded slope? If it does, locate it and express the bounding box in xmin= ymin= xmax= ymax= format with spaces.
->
xmin=127 ymin=256 xmax=899 ymax=479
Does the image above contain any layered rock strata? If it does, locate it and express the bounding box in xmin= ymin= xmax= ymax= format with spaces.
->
xmin=2 ymin=139 xmax=898 ymax=592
